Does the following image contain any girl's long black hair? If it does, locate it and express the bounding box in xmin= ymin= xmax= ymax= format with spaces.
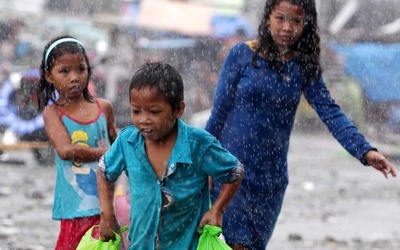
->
xmin=37 ymin=35 xmax=93 ymax=111
xmin=252 ymin=0 xmax=322 ymax=84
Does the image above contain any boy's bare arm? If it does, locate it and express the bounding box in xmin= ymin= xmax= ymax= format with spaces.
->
xmin=199 ymin=165 xmax=244 ymax=228
xmin=97 ymin=168 xmax=119 ymax=240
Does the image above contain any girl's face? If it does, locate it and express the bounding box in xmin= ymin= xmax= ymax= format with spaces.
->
xmin=268 ymin=0 xmax=306 ymax=50
xmin=45 ymin=52 xmax=89 ymax=101
xmin=130 ymin=87 xmax=184 ymax=142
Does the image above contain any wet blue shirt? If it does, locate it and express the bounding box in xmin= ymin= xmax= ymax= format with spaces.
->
xmin=101 ymin=119 xmax=239 ymax=249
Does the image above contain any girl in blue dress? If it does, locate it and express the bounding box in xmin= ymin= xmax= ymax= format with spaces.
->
xmin=205 ymin=0 xmax=397 ymax=249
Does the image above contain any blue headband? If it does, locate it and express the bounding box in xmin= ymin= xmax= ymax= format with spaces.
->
xmin=45 ymin=38 xmax=84 ymax=68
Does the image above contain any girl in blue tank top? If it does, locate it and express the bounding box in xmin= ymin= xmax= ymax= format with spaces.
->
xmin=37 ymin=35 xmax=117 ymax=250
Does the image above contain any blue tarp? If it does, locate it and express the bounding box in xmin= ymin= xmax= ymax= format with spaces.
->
xmin=211 ymin=15 xmax=253 ymax=38
xmin=330 ymin=43 xmax=400 ymax=103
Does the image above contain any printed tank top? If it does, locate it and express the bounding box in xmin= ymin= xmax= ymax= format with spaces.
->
xmin=52 ymin=100 xmax=110 ymax=220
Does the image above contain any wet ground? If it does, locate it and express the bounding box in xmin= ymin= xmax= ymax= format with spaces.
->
xmin=0 ymin=128 xmax=399 ymax=250
xmin=268 ymin=128 xmax=400 ymax=250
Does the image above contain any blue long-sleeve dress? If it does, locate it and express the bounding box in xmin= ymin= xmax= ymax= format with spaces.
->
xmin=205 ymin=41 xmax=375 ymax=249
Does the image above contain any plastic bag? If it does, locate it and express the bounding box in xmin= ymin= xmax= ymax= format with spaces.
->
xmin=114 ymin=173 xmax=131 ymax=250
xmin=115 ymin=194 xmax=131 ymax=249
xmin=77 ymin=225 xmax=129 ymax=250
xmin=197 ymin=225 xmax=232 ymax=250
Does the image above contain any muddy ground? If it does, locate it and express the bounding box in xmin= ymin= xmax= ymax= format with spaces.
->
xmin=0 ymin=128 xmax=399 ymax=250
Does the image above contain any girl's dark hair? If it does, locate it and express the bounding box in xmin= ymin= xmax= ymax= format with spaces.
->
xmin=252 ymin=0 xmax=321 ymax=84
xmin=129 ymin=61 xmax=184 ymax=111
xmin=37 ymin=35 xmax=93 ymax=111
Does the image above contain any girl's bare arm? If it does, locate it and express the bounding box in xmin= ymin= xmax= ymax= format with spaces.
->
xmin=98 ymin=98 xmax=118 ymax=144
xmin=43 ymin=106 xmax=107 ymax=162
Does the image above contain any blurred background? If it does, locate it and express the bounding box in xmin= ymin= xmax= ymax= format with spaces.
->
xmin=1 ymin=0 xmax=400 ymax=133
xmin=0 ymin=1 xmax=399 ymax=249
xmin=0 ymin=0 xmax=400 ymax=164
xmin=1 ymin=0 xmax=400 ymax=143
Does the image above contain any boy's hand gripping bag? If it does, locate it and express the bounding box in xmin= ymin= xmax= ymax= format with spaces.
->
xmin=77 ymin=225 xmax=129 ymax=250
xmin=197 ymin=225 xmax=232 ymax=250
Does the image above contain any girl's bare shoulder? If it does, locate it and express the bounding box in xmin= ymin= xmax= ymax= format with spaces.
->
xmin=96 ymin=98 xmax=114 ymax=112
xmin=42 ymin=104 xmax=60 ymax=119
xmin=96 ymin=98 xmax=112 ymax=107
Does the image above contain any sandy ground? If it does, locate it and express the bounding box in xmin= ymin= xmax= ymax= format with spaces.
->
xmin=0 ymin=128 xmax=399 ymax=250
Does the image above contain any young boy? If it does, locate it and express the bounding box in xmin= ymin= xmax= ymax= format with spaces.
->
xmin=97 ymin=62 xmax=244 ymax=249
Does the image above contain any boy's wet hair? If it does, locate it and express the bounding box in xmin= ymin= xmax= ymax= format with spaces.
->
xmin=129 ymin=62 xmax=184 ymax=111
xmin=37 ymin=35 xmax=93 ymax=111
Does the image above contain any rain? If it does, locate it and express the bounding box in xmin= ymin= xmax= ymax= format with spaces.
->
xmin=0 ymin=0 xmax=399 ymax=249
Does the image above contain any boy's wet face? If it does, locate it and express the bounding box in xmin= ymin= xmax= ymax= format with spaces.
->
xmin=130 ymin=87 xmax=183 ymax=142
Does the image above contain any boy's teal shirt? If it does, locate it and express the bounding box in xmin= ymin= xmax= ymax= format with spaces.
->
xmin=102 ymin=119 xmax=239 ymax=249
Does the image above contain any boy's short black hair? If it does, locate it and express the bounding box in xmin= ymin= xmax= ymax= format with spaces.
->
xmin=129 ymin=62 xmax=184 ymax=111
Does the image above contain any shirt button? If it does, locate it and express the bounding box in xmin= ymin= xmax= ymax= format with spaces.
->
xmin=157 ymin=180 xmax=160 ymax=185
xmin=170 ymin=164 xmax=174 ymax=167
